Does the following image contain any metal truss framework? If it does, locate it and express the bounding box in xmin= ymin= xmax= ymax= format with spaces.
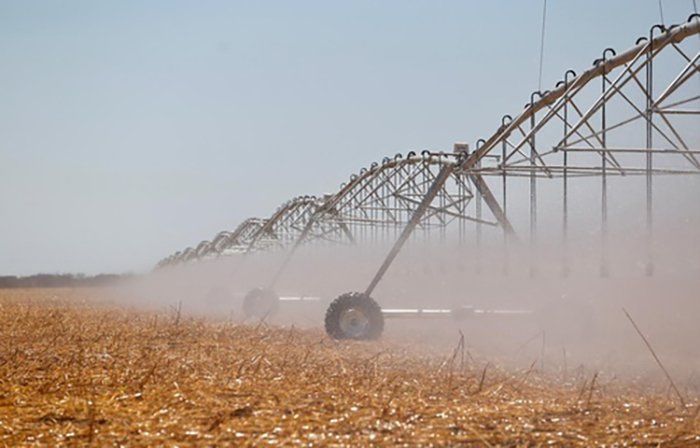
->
xmin=156 ymin=217 xmax=267 ymax=267
xmin=460 ymin=15 xmax=700 ymax=277
xmin=158 ymin=15 xmax=700 ymax=282
xmin=158 ymin=152 xmax=506 ymax=266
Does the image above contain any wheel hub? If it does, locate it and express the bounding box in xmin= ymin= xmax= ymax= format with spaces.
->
xmin=339 ymin=308 xmax=370 ymax=339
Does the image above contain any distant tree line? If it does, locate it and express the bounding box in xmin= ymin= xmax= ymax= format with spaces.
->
xmin=0 ymin=273 xmax=134 ymax=288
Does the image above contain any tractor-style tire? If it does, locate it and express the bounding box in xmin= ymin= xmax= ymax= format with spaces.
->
xmin=324 ymin=292 xmax=384 ymax=340
xmin=242 ymin=287 xmax=280 ymax=318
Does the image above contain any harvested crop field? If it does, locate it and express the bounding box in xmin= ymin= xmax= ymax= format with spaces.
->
xmin=1 ymin=289 xmax=698 ymax=446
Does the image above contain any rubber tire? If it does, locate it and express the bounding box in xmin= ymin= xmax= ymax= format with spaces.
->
xmin=242 ymin=287 xmax=280 ymax=318
xmin=324 ymin=292 xmax=384 ymax=340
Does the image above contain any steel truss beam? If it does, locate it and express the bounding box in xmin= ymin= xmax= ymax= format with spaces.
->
xmin=158 ymin=151 xmax=511 ymax=267
xmin=157 ymin=15 xmax=700 ymax=278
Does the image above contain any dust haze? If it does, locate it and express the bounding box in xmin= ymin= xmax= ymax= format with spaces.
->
xmin=113 ymin=175 xmax=700 ymax=393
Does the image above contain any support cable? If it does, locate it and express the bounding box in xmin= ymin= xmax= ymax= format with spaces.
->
xmin=695 ymin=0 xmax=700 ymax=88
xmin=537 ymin=0 xmax=548 ymax=90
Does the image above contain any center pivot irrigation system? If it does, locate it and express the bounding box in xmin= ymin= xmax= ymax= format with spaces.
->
xmin=158 ymin=16 xmax=700 ymax=340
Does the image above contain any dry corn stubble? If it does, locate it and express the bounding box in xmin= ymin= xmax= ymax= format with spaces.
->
xmin=0 ymin=289 xmax=698 ymax=446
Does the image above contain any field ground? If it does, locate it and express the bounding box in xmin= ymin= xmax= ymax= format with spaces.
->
xmin=0 ymin=288 xmax=698 ymax=446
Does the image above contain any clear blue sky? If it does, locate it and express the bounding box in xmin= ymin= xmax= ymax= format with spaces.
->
xmin=0 ymin=0 xmax=696 ymax=275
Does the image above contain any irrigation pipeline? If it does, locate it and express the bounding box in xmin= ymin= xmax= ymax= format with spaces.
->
xmin=461 ymin=17 xmax=700 ymax=170
xmin=158 ymin=15 xmax=700 ymax=270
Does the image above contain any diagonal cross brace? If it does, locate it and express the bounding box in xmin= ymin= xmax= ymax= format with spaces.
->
xmin=364 ymin=163 xmax=518 ymax=296
xmin=468 ymin=173 xmax=519 ymax=242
